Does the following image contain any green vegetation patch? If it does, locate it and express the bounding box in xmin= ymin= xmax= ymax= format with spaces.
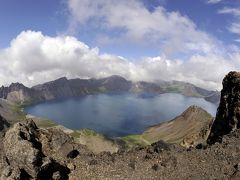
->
xmin=34 ymin=119 xmax=57 ymax=128
xmin=98 ymin=86 xmax=107 ymax=93
xmin=80 ymin=128 xmax=98 ymax=136
xmin=121 ymin=134 xmax=150 ymax=149
xmin=164 ymin=86 xmax=181 ymax=93
xmin=12 ymin=104 xmax=27 ymax=120
xmin=70 ymin=131 xmax=81 ymax=139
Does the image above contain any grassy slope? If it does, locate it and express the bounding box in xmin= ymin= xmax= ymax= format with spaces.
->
xmin=121 ymin=135 xmax=150 ymax=149
xmin=32 ymin=118 xmax=57 ymax=128
xmin=142 ymin=107 xmax=213 ymax=147
xmin=0 ymin=100 xmax=27 ymax=123
xmin=120 ymin=106 xmax=213 ymax=148
xmin=75 ymin=129 xmax=119 ymax=154
xmin=160 ymin=82 xmax=202 ymax=97
xmin=11 ymin=104 xmax=27 ymax=120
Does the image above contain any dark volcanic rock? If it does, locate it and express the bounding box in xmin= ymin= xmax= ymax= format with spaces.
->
xmin=0 ymin=114 xmax=10 ymax=132
xmin=38 ymin=127 xmax=77 ymax=161
xmin=152 ymin=140 xmax=171 ymax=153
xmin=208 ymin=71 xmax=240 ymax=144
xmin=33 ymin=77 xmax=74 ymax=101
xmin=3 ymin=120 xmax=43 ymax=178
xmin=1 ymin=120 xmax=72 ymax=179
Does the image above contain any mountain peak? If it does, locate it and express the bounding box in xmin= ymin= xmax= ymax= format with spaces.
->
xmin=49 ymin=77 xmax=68 ymax=83
xmin=143 ymin=105 xmax=213 ymax=148
xmin=182 ymin=105 xmax=204 ymax=114
xmin=106 ymin=75 xmax=127 ymax=81
xmin=33 ymin=77 xmax=68 ymax=88
xmin=9 ymin=82 xmax=26 ymax=89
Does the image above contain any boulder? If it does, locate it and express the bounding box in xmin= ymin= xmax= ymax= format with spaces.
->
xmin=0 ymin=114 xmax=10 ymax=132
xmin=39 ymin=127 xmax=76 ymax=160
xmin=1 ymin=120 xmax=72 ymax=179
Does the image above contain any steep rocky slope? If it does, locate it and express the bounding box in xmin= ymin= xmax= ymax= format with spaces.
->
xmin=158 ymin=80 xmax=220 ymax=103
xmin=143 ymin=106 xmax=213 ymax=147
xmin=208 ymin=72 xmax=240 ymax=143
xmin=0 ymin=83 xmax=42 ymax=104
xmin=204 ymin=91 xmax=221 ymax=105
xmin=121 ymin=106 xmax=214 ymax=149
xmin=0 ymin=99 xmax=25 ymax=133
xmin=208 ymin=71 xmax=240 ymax=144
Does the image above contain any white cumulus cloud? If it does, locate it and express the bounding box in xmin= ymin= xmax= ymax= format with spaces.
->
xmin=207 ymin=0 xmax=222 ymax=4
xmin=0 ymin=30 xmax=238 ymax=91
xmin=218 ymin=7 xmax=240 ymax=35
xmin=67 ymin=0 xmax=222 ymax=56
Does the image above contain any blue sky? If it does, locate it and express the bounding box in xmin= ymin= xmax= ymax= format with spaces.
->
xmin=0 ymin=0 xmax=239 ymax=89
xmin=0 ymin=0 xmax=67 ymax=48
xmin=0 ymin=0 xmax=239 ymax=58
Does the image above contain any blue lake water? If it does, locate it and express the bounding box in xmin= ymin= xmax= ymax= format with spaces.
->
xmin=25 ymin=93 xmax=217 ymax=137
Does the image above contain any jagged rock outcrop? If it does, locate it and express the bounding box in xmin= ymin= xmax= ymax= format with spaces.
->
xmin=208 ymin=71 xmax=240 ymax=144
xmin=1 ymin=120 xmax=82 ymax=179
xmin=0 ymin=83 xmax=43 ymax=104
xmin=0 ymin=115 xmax=9 ymax=132
xmin=0 ymin=99 xmax=26 ymax=135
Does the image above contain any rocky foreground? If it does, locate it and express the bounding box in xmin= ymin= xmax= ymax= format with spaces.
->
xmin=0 ymin=119 xmax=239 ymax=179
xmin=0 ymin=71 xmax=239 ymax=179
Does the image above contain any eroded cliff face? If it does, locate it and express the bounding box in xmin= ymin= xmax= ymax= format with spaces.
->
xmin=0 ymin=83 xmax=43 ymax=104
xmin=208 ymin=71 xmax=240 ymax=144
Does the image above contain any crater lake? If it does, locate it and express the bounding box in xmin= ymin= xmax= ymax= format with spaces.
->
xmin=25 ymin=93 xmax=217 ymax=137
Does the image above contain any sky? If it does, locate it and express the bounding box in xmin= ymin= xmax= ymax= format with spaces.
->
xmin=0 ymin=0 xmax=240 ymax=90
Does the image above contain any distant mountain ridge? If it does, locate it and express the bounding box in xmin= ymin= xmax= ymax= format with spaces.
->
xmin=0 ymin=75 xmax=220 ymax=105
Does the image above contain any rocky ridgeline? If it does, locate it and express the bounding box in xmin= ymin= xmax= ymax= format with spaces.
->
xmin=0 ymin=75 xmax=218 ymax=105
xmin=208 ymin=71 xmax=240 ymax=144
xmin=143 ymin=105 xmax=213 ymax=148
xmin=0 ymin=120 xmax=84 ymax=179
